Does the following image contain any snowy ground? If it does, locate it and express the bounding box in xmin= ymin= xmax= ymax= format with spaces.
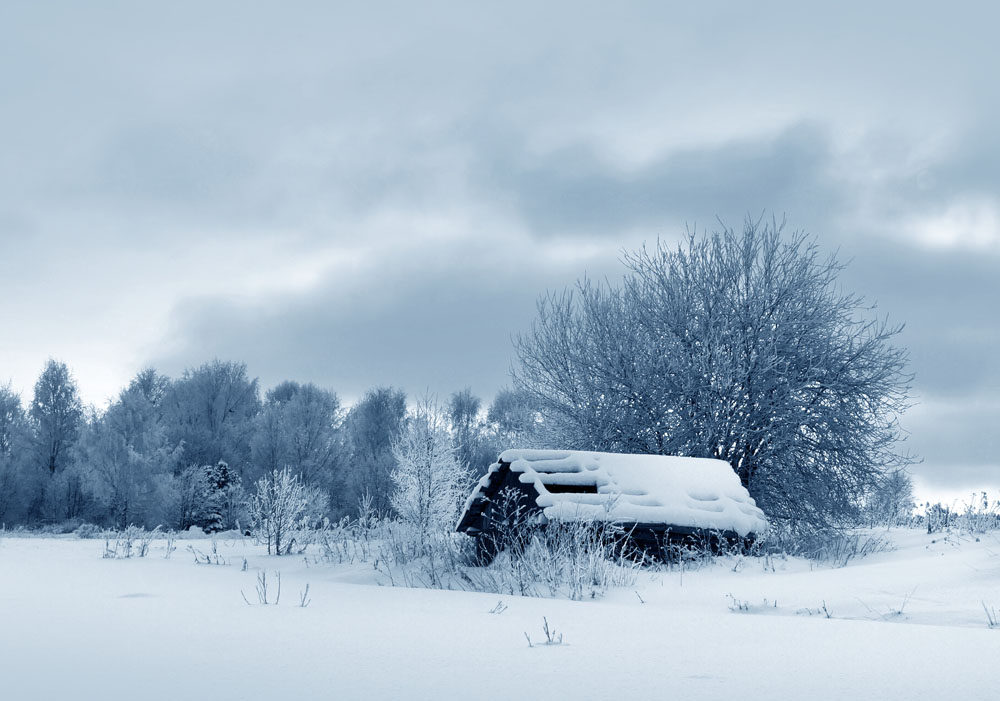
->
xmin=2 ymin=529 xmax=1000 ymax=700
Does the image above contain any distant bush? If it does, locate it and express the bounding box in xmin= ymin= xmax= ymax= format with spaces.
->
xmin=73 ymin=523 xmax=104 ymax=539
xmin=102 ymin=525 xmax=160 ymax=558
xmin=38 ymin=519 xmax=85 ymax=535
xmin=917 ymin=494 xmax=1000 ymax=535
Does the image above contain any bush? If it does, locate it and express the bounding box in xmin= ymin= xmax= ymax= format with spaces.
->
xmin=73 ymin=523 xmax=104 ymax=539
xmin=247 ymin=467 xmax=309 ymax=555
xmin=102 ymin=525 xmax=160 ymax=558
xmin=38 ymin=518 xmax=85 ymax=535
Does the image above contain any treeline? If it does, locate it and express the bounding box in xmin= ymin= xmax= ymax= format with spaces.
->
xmin=0 ymin=359 xmax=539 ymax=531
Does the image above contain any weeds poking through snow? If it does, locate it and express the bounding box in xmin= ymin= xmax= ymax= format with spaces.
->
xmin=187 ymin=544 xmax=229 ymax=566
xmin=885 ymin=587 xmax=916 ymax=618
xmin=857 ymin=588 xmax=916 ymax=621
xmin=487 ymin=601 xmax=508 ymax=614
xmin=635 ymin=591 xmax=645 ymax=604
xmin=102 ymin=526 xmax=160 ymax=559
xmin=243 ymin=571 xmax=282 ymax=605
xmin=299 ymin=583 xmax=311 ymax=608
xmin=761 ymin=553 xmax=777 ymax=572
xmin=983 ymin=602 xmax=998 ymax=628
xmin=727 ymin=594 xmax=779 ymax=614
xmin=262 ymin=571 xmax=280 ymax=605
xmin=727 ymin=594 xmax=750 ymax=612
xmin=541 ymin=617 xmax=562 ymax=644
xmin=795 ymin=601 xmax=832 ymax=618
xmin=525 ymin=617 xmax=563 ymax=647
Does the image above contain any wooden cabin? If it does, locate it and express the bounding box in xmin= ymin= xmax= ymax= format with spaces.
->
xmin=456 ymin=449 xmax=767 ymax=560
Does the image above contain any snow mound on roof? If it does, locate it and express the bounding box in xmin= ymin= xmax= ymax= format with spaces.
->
xmin=496 ymin=449 xmax=767 ymax=536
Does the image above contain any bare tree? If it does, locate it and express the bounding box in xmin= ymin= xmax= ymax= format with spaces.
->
xmin=515 ymin=217 xmax=914 ymax=527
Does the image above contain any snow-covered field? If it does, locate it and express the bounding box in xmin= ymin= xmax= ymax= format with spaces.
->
xmin=2 ymin=529 xmax=999 ymax=700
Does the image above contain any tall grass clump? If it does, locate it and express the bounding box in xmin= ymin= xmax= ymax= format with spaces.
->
xmin=755 ymin=522 xmax=893 ymax=568
xmin=920 ymin=493 xmax=1000 ymax=535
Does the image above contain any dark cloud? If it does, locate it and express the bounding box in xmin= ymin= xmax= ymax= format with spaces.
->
xmin=838 ymin=239 xmax=1000 ymax=398
xmin=474 ymin=123 xmax=843 ymax=237
xmin=903 ymin=399 xmax=1000 ymax=487
xmin=149 ymin=244 xmax=614 ymax=403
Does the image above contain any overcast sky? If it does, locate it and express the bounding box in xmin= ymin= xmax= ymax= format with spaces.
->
xmin=1 ymin=1 xmax=997 ymax=501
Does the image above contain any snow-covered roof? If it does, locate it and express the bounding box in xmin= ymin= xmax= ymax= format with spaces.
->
xmin=458 ymin=449 xmax=767 ymax=537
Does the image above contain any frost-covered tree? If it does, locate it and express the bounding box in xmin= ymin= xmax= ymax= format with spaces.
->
xmin=164 ymin=460 xmax=244 ymax=532
xmin=77 ymin=411 xmax=162 ymax=528
xmin=865 ymin=469 xmax=915 ymax=526
xmin=448 ymin=388 xmax=495 ymax=483
xmin=172 ymin=464 xmax=214 ymax=531
xmin=26 ymin=360 xmax=85 ymax=522
xmin=486 ymin=387 xmax=543 ymax=449
xmin=106 ymin=368 xmax=172 ymax=456
xmin=0 ymin=383 xmax=30 ymax=522
xmin=247 ymin=467 xmax=308 ymax=555
xmin=0 ymin=382 xmax=26 ymax=457
xmin=77 ymin=369 xmax=180 ymax=527
xmin=341 ymin=387 xmax=407 ymax=516
xmin=162 ymin=359 xmax=260 ymax=473
xmin=205 ymin=460 xmax=245 ymax=531
xmin=250 ymin=381 xmax=342 ymax=488
xmin=30 ymin=359 xmax=82 ymax=476
xmin=391 ymin=399 xmax=465 ymax=542
xmin=514 ymin=218 xmax=914 ymax=527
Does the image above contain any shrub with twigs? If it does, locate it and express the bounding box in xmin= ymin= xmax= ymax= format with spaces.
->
xmin=247 ymin=468 xmax=309 ymax=555
xmin=102 ymin=525 xmax=160 ymax=559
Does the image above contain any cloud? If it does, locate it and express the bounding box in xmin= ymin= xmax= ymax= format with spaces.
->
xmin=147 ymin=234 xmax=626 ymax=403
xmin=471 ymin=123 xmax=843 ymax=238
xmin=837 ymin=237 xmax=1000 ymax=400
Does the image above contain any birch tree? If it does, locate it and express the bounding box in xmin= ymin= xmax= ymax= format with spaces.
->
xmin=391 ymin=399 xmax=465 ymax=543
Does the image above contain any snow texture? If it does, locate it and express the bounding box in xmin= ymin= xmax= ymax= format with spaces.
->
xmin=3 ymin=530 xmax=1000 ymax=700
xmin=465 ymin=449 xmax=767 ymax=536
